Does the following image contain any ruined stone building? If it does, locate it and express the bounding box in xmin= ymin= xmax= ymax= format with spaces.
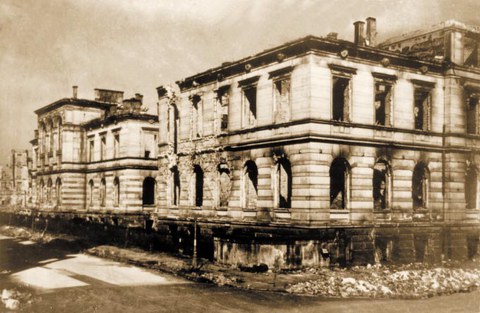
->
xmin=29 ymin=88 xmax=159 ymax=212
xmin=0 ymin=150 xmax=29 ymax=207
xmin=155 ymin=19 xmax=480 ymax=267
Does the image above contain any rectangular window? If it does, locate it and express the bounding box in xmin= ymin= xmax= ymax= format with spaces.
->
xmin=374 ymin=82 xmax=393 ymax=126
xmin=467 ymin=95 xmax=479 ymax=135
xmin=190 ymin=94 xmax=203 ymax=138
xmin=273 ymin=77 xmax=291 ymax=123
xmin=143 ymin=132 xmax=156 ymax=158
xmin=89 ymin=140 xmax=94 ymax=162
xmin=414 ymin=87 xmax=432 ymax=131
xmin=216 ymin=86 xmax=230 ymax=132
xmin=100 ymin=136 xmax=106 ymax=161
xmin=332 ymin=77 xmax=351 ymax=122
xmin=242 ymin=86 xmax=257 ymax=127
xmin=113 ymin=134 xmax=120 ymax=158
xmin=238 ymin=76 xmax=260 ymax=128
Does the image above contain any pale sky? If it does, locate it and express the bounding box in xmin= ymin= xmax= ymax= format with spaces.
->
xmin=0 ymin=0 xmax=479 ymax=164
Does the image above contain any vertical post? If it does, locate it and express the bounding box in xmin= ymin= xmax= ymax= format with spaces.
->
xmin=192 ymin=219 xmax=197 ymax=268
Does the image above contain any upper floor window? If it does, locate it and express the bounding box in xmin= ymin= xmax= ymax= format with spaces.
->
xmin=215 ymin=86 xmax=230 ymax=133
xmin=373 ymin=73 xmax=396 ymax=127
xmin=190 ymin=94 xmax=203 ymax=138
xmin=467 ymin=94 xmax=479 ymax=135
xmin=88 ymin=139 xmax=94 ymax=162
xmin=275 ymin=157 xmax=292 ymax=209
xmin=329 ymin=64 xmax=356 ymax=122
xmin=373 ymin=160 xmax=392 ymax=211
xmin=113 ymin=133 xmax=120 ymax=158
xmin=100 ymin=135 xmax=106 ymax=161
xmin=143 ymin=130 xmax=157 ymax=158
xmin=239 ymin=76 xmax=260 ymax=128
xmin=412 ymin=80 xmax=434 ymax=131
xmin=242 ymin=160 xmax=258 ymax=209
xmin=269 ymin=66 xmax=294 ymax=124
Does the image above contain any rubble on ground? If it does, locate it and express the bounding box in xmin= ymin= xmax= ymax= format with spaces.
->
xmin=1 ymin=288 xmax=32 ymax=311
xmin=286 ymin=263 xmax=480 ymax=298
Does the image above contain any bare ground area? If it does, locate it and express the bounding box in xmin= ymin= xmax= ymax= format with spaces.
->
xmin=0 ymin=225 xmax=479 ymax=312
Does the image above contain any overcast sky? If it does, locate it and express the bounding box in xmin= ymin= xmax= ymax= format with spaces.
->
xmin=0 ymin=0 xmax=479 ymax=164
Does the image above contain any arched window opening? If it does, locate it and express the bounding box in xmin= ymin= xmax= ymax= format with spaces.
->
xmin=193 ymin=165 xmax=204 ymax=207
xmin=113 ymin=177 xmax=120 ymax=207
xmin=465 ymin=164 xmax=479 ymax=210
xmin=170 ymin=167 xmax=180 ymax=206
xmin=100 ymin=178 xmax=106 ymax=207
xmin=276 ymin=158 xmax=292 ymax=208
xmin=218 ymin=164 xmax=230 ymax=208
xmin=88 ymin=179 xmax=94 ymax=207
xmin=412 ymin=163 xmax=429 ymax=210
xmin=56 ymin=178 xmax=62 ymax=206
xmin=373 ymin=160 xmax=392 ymax=211
xmin=243 ymin=161 xmax=258 ymax=209
xmin=143 ymin=177 xmax=156 ymax=206
xmin=330 ymin=158 xmax=351 ymax=210
xmin=47 ymin=179 xmax=52 ymax=204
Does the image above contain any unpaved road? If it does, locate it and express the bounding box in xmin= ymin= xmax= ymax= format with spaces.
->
xmin=0 ymin=235 xmax=478 ymax=313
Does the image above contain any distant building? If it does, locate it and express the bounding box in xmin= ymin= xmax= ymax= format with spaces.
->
xmin=0 ymin=165 xmax=13 ymax=206
xmin=10 ymin=149 xmax=29 ymax=206
xmin=30 ymin=87 xmax=159 ymax=212
xmin=155 ymin=18 xmax=480 ymax=266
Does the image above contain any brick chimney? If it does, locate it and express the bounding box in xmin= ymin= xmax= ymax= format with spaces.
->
xmin=72 ymin=86 xmax=78 ymax=99
xmin=354 ymin=21 xmax=366 ymax=46
xmin=135 ymin=93 xmax=144 ymax=103
xmin=366 ymin=17 xmax=377 ymax=47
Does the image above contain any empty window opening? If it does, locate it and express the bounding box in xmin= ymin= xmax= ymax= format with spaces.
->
xmin=56 ymin=178 xmax=62 ymax=206
xmin=39 ymin=180 xmax=44 ymax=203
xmin=330 ymin=158 xmax=350 ymax=210
xmin=374 ymin=238 xmax=393 ymax=263
xmin=467 ymin=96 xmax=479 ymax=135
xmin=332 ymin=77 xmax=351 ymax=122
xmin=216 ymin=87 xmax=230 ymax=132
xmin=242 ymin=87 xmax=257 ymax=127
xmin=89 ymin=140 xmax=94 ymax=162
xmin=194 ymin=165 xmax=204 ymax=207
xmin=375 ymin=82 xmax=392 ymax=126
xmin=414 ymin=87 xmax=432 ymax=131
xmin=113 ymin=134 xmax=120 ymax=158
xmin=273 ymin=78 xmax=291 ymax=123
xmin=276 ymin=158 xmax=292 ymax=208
xmin=412 ymin=163 xmax=429 ymax=210
xmin=191 ymin=94 xmax=203 ymax=138
xmin=218 ymin=166 xmax=230 ymax=207
xmin=88 ymin=179 xmax=94 ymax=206
xmin=143 ymin=177 xmax=156 ymax=206
xmin=100 ymin=178 xmax=106 ymax=207
xmin=243 ymin=161 xmax=258 ymax=209
xmin=113 ymin=177 xmax=120 ymax=206
xmin=100 ymin=136 xmax=106 ymax=160
xmin=47 ymin=179 xmax=52 ymax=203
xmin=465 ymin=164 xmax=479 ymax=210
xmin=171 ymin=167 xmax=180 ymax=206
xmin=373 ymin=160 xmax=392 ymax=211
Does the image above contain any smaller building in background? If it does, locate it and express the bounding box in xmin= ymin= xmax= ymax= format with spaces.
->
xmin=30 ymin=87 xmax=159 ymax=212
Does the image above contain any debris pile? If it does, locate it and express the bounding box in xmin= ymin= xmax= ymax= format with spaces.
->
xmin=1 ymin=289 xmax=32 ymax=311
xmin=286 ymin=264 xmax=480 ymax=298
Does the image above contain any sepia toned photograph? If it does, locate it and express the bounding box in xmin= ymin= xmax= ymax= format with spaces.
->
xmin=0 ymin=0 xmax=479 ymax=312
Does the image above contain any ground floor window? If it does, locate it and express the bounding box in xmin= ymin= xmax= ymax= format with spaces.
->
xmin=330 ymin=158 xmax=350 ymax=210
xmin=243 ymin=161 xmax=258 ymax=209
xmin=465 ymin=164 xmax=479 ymax=210
xmin=143 ymin=177 xmax=156 ymax=205
xmin=412 ymin=163 xmax=429 ymax=210
xmin=373 ymin=160 xmax=391 ymax=211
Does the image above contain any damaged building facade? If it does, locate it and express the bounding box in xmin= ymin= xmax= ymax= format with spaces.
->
xmin=155 ymin=19 xmax=480 ymax=267
xmin=29 ymin=88 xmax=159 ymax=213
